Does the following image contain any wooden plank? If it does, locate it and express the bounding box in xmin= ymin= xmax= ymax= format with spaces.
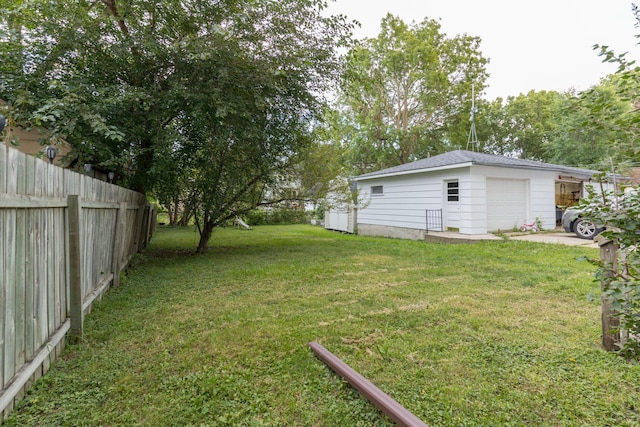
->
xmin=24 ymin=159 xmax=36 ymax=363
xmin=14 ymin=153 xmax=27 ymax=371
xmin=111 ymin=203 xmax=127 ymax=287
xmin=81 ymin=200 xmax=120 ymax=209
xmin=3 ymin=148 xmax=18 ymax=385
xmin=0 ymin=193 xmax=68 ymax=208
xmin=83 ymin=208 xmax=93 ymax=299
xmin=34 ymin=160 xmax=48 ymax=348
xmin=53 ymin=165 xmax=65 ymax=326
xmin=0 ymin=145 xmax=5 ymax=389
xmin=54 ymin=208 xmax=66 ymax=326
xmin=0 ymin=142 xmax=6 ymax=192
xmin=36 ymin=160 xmax=55 ymax=337
xmin=67 ymin=195 xmax=83 ymax=339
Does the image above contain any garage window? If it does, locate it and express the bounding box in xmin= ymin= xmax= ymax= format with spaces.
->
xmin=447 ymin=181 xmax=459 ymax=202
xmin=371 ymin=185 xmax=384 ymax=195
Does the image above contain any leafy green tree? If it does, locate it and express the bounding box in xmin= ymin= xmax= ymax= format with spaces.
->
xmin=579 ymin=3 xmax=640 ymax=359
xmin=337 ymin=14 xmax=489 ymax=173
xmin=1 ymin=0 xmax=353 ymax=251
xmin=443 ymin=96 xmax=512 ymax=155
xmin=578 ymin=3 xmax=640 ymax=168
xmin=544 ymin=83 xmax=627 ymax=168
xmin=497 ymin=90 xmax=563 ymax=161
xmin=446 ymin=90 xmax=563 ymax=161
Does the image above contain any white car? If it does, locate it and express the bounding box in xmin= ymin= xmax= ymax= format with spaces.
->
xmin=561 ymin=208 xmax=605 ymax=239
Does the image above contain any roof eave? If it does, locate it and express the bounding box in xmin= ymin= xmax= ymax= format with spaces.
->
xmin=356 ymin=161 xmax=600 ymax=182
xmin=355 ymin=162 xmax=473 ymax=181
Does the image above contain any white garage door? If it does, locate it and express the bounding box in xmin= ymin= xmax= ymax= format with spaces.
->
xmin=486 ymin=178 xmax=527 ymax=231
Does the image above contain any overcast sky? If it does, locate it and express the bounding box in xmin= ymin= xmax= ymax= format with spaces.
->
xmin=324 ymin=0 xmax=638 ymax=100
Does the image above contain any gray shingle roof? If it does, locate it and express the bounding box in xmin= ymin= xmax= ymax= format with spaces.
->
xmin=355 ymin=150 xmax=600 ymax=180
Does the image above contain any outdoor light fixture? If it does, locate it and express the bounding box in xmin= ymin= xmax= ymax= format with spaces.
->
xmin=84 ymin=163 xmax=92 ymax=175
xmin=108 ymin=171 xmax=115 ymax=183
xmin=45 ymin=146 xmax=57 ymax=164
xmin=0 ymin=115 xmax=5 ymax=133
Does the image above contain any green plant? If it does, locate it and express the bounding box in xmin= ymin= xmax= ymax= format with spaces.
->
xmin=579 ymin=183 xmax=640 ymax=359
xmin=246 ymin=207 xmax=308 ymax=226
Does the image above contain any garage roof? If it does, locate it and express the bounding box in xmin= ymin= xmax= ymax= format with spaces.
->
xmin=355 ymin=150 xmax=600 ymax=181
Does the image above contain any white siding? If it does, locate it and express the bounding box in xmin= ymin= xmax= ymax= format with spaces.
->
xmin=357 ymin=164 xmax=562 ymax=236
xmin=459 ymin=176 xmax=487 ymax=234
xmin=357 ymin=168 xmax=470 ymax=232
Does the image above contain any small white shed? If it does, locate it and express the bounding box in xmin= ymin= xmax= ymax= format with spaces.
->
xmin=325 ymin=208 xmax=357 ymax=233
xmin=354 ymin=150 xmax=600 ymax=240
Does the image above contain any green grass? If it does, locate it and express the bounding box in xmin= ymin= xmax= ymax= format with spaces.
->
xmin=6 ymin=225 xmax=640 ymax=426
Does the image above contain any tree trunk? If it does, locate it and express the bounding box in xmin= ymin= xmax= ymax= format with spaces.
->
xmin=167 ymin=199 xmax=177 ymax=226
xmin=196 ymin=220 xmax=215 ymax=254
xmin=130 ymin=140 xmax=155 ymax=194
xmin=179 ymin=205 xmax=193 ymax=227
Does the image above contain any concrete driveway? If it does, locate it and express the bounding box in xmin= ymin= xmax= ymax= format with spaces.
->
xmin=424 ymin=229 xmax=599 ymax=248
xmin=508 ymin=231 xmax=598 ymax=248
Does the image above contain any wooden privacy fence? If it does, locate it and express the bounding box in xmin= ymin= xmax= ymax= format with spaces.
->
xmin=0 ymin=143 xmax=155 ymax=419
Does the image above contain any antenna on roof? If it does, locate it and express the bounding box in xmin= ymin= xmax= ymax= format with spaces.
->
xmin=466 ymin=84 xmax=479 ymax=152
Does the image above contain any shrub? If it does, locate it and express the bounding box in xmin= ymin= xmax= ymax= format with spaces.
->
xmin=245 ymin=207 xmax=308 ymax=226
xmin=580 ymin=183 xmax=640 ymax=359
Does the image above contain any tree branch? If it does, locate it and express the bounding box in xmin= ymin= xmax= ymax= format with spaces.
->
xmin=101 ymin=0 xmax=131 ymax=37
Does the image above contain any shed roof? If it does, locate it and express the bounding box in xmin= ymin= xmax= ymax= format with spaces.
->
xmin=355 ymin=150 xmax=600 ymax=181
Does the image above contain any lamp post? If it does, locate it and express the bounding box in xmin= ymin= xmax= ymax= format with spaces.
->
xmin=108 ymin=171 xmax=115 ymax=184
xmin=45 ymin=146 xmax=57 ymax=164
xmin=0 ymin=114 xmax=5 ymax=133
xmin=84 ymin=163 xmax=92 ymax=176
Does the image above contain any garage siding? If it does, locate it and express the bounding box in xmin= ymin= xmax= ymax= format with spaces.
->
xmin=358 ymin=169 xmax=470 ymax=231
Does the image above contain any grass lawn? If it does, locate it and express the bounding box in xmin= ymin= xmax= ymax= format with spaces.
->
xmin=5 ymin=225 xmax=640 ymax=426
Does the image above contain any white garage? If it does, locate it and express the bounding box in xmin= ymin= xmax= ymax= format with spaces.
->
xmin=486 ymin=178 xmax=528 ymax=231
xmin=352 ymin=150 xmax=601 ymax=238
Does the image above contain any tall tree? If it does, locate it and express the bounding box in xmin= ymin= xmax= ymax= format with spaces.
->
xmin=545 ymin=83 xmax=626 ymax=168
xmin=1 ymin=0 xmax=353 ymax=251
xmin=337 ymin=14 xmax=489 ymax=174
xmin=499 ymin=90 xmax=563 ymax=161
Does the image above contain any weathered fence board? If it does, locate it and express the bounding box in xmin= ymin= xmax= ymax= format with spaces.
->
xmin=0 ymin=143 xmax=155 ymax=420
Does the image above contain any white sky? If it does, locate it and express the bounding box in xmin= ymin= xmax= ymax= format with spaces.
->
xmin=324 ymin=0 xmax=638 ymax=100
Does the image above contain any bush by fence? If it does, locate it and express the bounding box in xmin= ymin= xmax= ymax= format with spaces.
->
xmin=0 ymin=143 xmax=155 ymax=420
xmin=245 ymin=207 xmax=308 ymax=226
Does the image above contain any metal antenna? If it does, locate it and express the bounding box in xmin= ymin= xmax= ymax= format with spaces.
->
xmin=466 ymin=84 xmax=479 ymax=151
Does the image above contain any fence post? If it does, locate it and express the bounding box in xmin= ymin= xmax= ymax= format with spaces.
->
xmin=111 ymin=202 xmax=127 ymax=287
xmin=67 ymin=195 xmax=83 ymax=340
xmin=595 ymin=235 xmax=620 ymax=351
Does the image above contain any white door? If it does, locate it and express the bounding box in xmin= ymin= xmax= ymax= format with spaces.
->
xmin=486 ymin=178 xmax=527 ymax=231
xmin=445 ymin=180 xmax=460 ymax=230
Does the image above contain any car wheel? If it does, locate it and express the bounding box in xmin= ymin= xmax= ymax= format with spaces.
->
xmin=574 ymin=218 xmax=598 ymax=239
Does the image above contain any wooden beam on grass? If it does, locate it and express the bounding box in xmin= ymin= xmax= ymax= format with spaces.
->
xmin=309 ymin=341 xmax=429 ymax=427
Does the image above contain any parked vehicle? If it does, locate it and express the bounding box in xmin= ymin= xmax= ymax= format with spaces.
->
xmin=561 ymin=208 xmax=605 ymax=239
